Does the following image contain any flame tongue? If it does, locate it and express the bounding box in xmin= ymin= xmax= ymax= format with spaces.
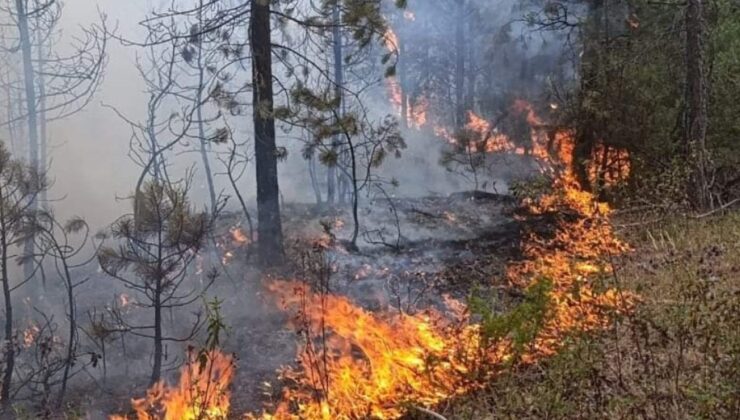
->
xmin=112 ymin=350 xmax=234 ymax=420
xmin=266 ymin=281 xmax=481 ymax=419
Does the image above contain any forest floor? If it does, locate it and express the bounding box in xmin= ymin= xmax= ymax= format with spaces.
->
xmin=442 ymin=211 xmax=740 ymax=419
xmin=38 ymin=201 xmax=739 ymax=419
xmin=64 ymin=192 xmax=523 ymax=419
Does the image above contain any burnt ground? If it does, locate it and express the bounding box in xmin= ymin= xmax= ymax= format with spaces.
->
xmin=18 ymin=191 xmax=527 ymax=418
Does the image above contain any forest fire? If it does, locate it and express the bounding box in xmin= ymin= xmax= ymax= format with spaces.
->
xmin=230 ymin=227 xmax=250 ymax=245
xmin=108 ymin=95 xmax=634 ymax=420
xmin=250 ymin=106 xmax=635 ymax=418
xmin=111 ymin=350 xmax=235 ymax=420
xmin=106 ymin=95 xmax=634 ymax=420
xmin=0 ymin=0 xmax=732 ymax=418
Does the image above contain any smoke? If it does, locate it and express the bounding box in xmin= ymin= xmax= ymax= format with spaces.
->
xmin=34 ymin=0 xmax=571 ymax=235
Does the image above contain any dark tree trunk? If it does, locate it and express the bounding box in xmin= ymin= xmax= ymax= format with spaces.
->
xmin=573 ymin=0 xmax=604 ymax=191
xmin=151 ymin=285 xmax=162 ymax=385
xmin=56 ymin=256 xmax=75 ymax=407
xmin=0 ymin=186 xmax=13 ymax=407
xmin=685 ymin=0 xmax=709 ymax=208
xmin=251 ymin=0 xmax=284 ymax=266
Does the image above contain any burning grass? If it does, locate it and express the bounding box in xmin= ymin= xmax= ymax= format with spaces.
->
xmin=111 ymin=350 xmax=235 ymax=420
xmin=444 ymin=212 xmax=740 ymax=419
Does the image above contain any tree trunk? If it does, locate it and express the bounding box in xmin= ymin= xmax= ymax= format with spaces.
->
xmin=685 ymin=0 xmax=710 ymax=208
xmin=0 ymin=186 xmax=14 ymax=407
xmin=251 ymin=0 xmax=284 ymax=266
xmin=308 ymin=152 xmax=323 ymax=205
xmin=15 ymin=0 xmax=40 ymax=282
xmin=399 ymin=30 xmax=409 ymax=128
xmin=56 ymin=256 xmax=75 ymax=407
xmin=466 ymin=19 xmax=476 ymax=114
xmin=327 ymin=1 xmax=343 ymax=205
xmin=573 ymin=0 xmax=604 ymax=191
xmin=197 ymin=0 xmax=218 ymax=214
xmin=454 ymin=0 xmax=466 ymax=130
xmin=37 ymin=23 xmax=47 ymax=210
xmin=151 ymin=285 xmax=162 ymax=385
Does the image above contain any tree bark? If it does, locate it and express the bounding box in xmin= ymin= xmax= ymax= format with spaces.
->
xmin=685 ymin=0 xmax=710 ymax=208
xmin=151 ymin=285 xmax=162 ymax=385
xmin=251 ymin=0 xmax=284 ymax=266
xmin=399 ymin=27 xmax=409 ymax=128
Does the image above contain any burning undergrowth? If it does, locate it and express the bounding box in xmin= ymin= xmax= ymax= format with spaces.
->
xmin=253 ymin=140 xmax=635 ymax=419
xmin=110 ymin=350 xmax=235 ymax=420
xmin=113 ymin=99 xmax=634 ymax=419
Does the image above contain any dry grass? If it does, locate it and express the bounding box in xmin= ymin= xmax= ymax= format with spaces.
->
xmin=442 ymin=212 xmax=740 ymax=420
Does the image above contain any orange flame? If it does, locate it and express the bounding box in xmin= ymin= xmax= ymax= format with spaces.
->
xmin=383 ymin=26 xmax=429 ymax=129
xmin=262 ymin=280 xmax=484 ymax=419
xmin=111 ymin=350 xmax=234 ymax=420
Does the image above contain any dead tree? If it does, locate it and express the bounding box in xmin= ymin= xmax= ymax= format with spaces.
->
xmin=98 ymin=180 xmax=215 ymax=384
xmin=104 ymin=39 xmax=198 ymax=213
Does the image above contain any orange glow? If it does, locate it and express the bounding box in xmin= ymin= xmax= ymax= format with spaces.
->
xmin=230 ymin=227 xmax=250 ymax=245
xmin=22 ymin=322 xmax=40 ymax=349
xmin=119 ymin=293 xmax=134 ymax=309
xmin=383 ymin=26 xmax=429 ymax=129
xmin=111 ymin=350 xmax=234 ymax=420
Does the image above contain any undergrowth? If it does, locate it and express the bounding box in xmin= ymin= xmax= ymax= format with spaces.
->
xmin=444 ymin=212 xmax=740 ymax=419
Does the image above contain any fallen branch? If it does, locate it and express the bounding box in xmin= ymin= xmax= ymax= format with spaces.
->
xmin=409 ymin=207 xmax=444 ymax=219
xmin=691 ymin=198 xmax=740 ymax=219
xmin=614 ymin=217 xmax=668 ymax=229
xmin=412 ymin=405 xmax=449 ymax=420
